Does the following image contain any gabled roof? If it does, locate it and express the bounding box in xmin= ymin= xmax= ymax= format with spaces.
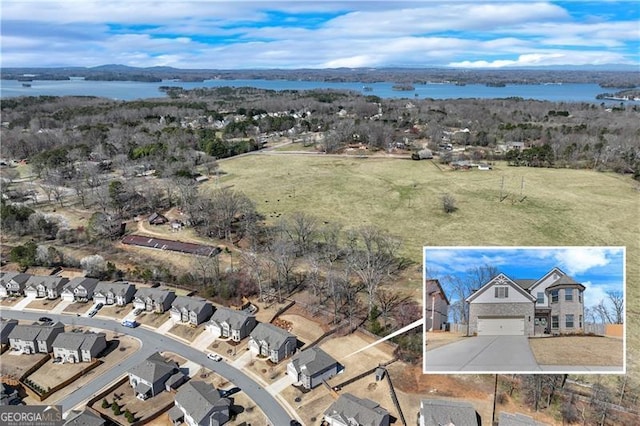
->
xmin=499 ymin=412 xmax=549 ymax=426
xmin=63 ymin=277 xmax=100 ymax=293
xmin=0 ymin=272 xmax=31 ymax=287
xmin=175 ymin=381 xmax=230 ymax=425
xmin=171 ymin=296 xmax=212 ymax=314
xmin=64 ymin=409 xmax=106 ymax=426
xmin=94 ymin=281 xmax=135 ymax=296
xmin=25 ymin=275 xmax=68 ymax=290
xmin=513 ymin=279 xmax=537 ymax=289
xmin=324 ymin=393 xmax=389 ymax=426
xmin=426 ymin=279 xmax=450 ymax=306
xmin=0 ymin=318 xmax=18 ymax=334
xmin=135 ymin=287 xmax=175 ymax=302
xmin=527 ymin=267 xmax=566 ymax=292
xmin=420 ymin=399 xmax=479 ymax=426
xmin=250 ymin=323 xmax=296 ymax=349
xmin=466 ymin=273 xmax=536 ymax=303
xmin=209 ymin=306 xmax=253 ymax=329
xmin=52 ymin=332 xmax=105 ymax=352
xmin=9 ymin=322 xmax=64 ymax=342
xmin=289 ymin=347 xmax=338 ymax=377
xmin=129 ymin=352 xmax=178 ymax=383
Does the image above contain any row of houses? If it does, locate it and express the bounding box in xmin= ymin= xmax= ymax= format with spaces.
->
xmin=1 ymin=319 xmax=106 ymax=363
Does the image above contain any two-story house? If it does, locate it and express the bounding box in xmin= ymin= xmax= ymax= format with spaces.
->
xmin=61 ymin=277 xmax=100 ymax=302
xmin=323 ymin=393 xmax=390 ymax=426
xmin=170 ymin=381 xmax=231 ymax=426
xmin=207 ymin=307 xmax=257 ymax=342
xmin=8 ymin=322 xmax=65 ymax=354
xmin=128 ymin=352 xmax=186 ymax=400
xmin=133 ymin=288 xmax=176 ymax=313
xmin=248 ymin=323 xmax=297 ymax=363
xmin=0 ymin=272 xmax=31 ymax=297
xmin=93 ymin=281 xmax=136 ymax=306
xmin=24 ymin=275 xmax=69 ymax=299
xmin=52 ymin=332 xmax=107 ymax=363
xmin=287 ymin=347 xmax=340 ymax=390
xmin=425 ymin=279 xmax=450 ymax=331
xmin=466 ymin=267 xmax=585 ymax=336
xmin=0 ymin=318 xmax=18 ymax=345
xmin=169 ymin=297 xmax=213 ymax=326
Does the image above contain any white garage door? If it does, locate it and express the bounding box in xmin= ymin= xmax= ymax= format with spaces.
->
xmin=478 ymin=317 xmax=524 ymax=335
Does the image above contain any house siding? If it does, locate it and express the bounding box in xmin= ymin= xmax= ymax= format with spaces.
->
xmin=469 ymin=303 xmax=534 ymax=336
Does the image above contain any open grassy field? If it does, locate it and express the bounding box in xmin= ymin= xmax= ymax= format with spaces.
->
xmin=209 ymin=154 xmax=640 ymax=377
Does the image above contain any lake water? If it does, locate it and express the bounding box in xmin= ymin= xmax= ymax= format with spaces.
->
xmin=0 ymin=78 xmax=633 ymax=103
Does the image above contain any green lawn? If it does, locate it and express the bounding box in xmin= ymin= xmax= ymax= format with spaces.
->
xmin=206 ymin=155 xmax=640 ymax=376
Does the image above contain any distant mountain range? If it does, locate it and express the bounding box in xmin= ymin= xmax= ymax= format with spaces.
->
xmin=2 ymin=64 xmax=638 ymax=87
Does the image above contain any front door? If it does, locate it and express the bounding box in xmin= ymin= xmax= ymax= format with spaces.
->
xmin=534 ymin=315 xmax=549 ymax=335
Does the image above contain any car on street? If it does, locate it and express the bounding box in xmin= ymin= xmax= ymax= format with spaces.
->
xmin=121 ymin=320 xmax=138 ymax=328
xmin=38 ymin=317 xmax=52 ymax=323
xmin=207 ymin=353 xmax=222 ymax=362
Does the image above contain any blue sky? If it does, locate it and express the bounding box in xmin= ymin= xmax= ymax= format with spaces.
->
xmin=424 ymin=247 xmax=625 ymax=310
xmin=1 ymin=1 xmax=638 ymax=68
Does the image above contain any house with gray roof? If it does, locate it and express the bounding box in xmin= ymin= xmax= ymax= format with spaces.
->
xmin=170 ymin=296 xmax=213 ymax=326
xmin=0 ymin=272 xmax=31 ymax=297
xmin=287 ymin=347 xmax=340 ymax=389
xmin=52 ymin=332 xmax=107 ymax=363
xmin=128 ymin=352 xmax=186 ymax=400
xmin=64 ymin=408 xmax=106 ymax=426
xmin=323 ymin=393 xmax=390 ymax=426
xmin=133 ymin=287 xmax=176 ymax=313
xmin=248 ymin=323 xmax=297 ymax=363
xmin=499 ymin=412 xmax=549 ymax=426
xmin=8 ymin=322 xmax=64 ymax=354
xmin=419 ymin=399 xmax=479 ymax=426
xmin=0 ymin=383 xmax=20 ymax=406
xmin=207 ymin=307 xmax=256 ymax=342
xmin=93 ymin=281 xmax=136 ymax=306
xmin=24 ymin=275 xmax=69 ymax=299
xmin=61 ymin=277 xmax=100 ymax=302
xmin=466 ymin=267 xmax=585 ymax=336
xmin=0 ymin=318 xmax=18 ymax=345
xmin=171 ymin=381 xmax=231 ymax=426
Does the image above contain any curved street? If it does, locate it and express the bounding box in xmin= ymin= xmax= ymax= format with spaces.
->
xmin=0 ymin=310 xmax=292 ymax=426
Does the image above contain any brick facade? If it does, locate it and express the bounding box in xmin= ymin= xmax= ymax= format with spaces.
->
xmin=468 ymin=303 xmax=535 ymax=336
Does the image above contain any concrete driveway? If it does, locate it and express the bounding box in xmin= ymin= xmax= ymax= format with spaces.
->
xmin=425 ymin=335 xmax=541 ymax=372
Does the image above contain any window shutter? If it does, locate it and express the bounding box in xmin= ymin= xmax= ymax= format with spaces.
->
xmin=505 ymin=287 xmax=509 ymax=298
xmin=495 ymin=287 xmax=499 ymax=298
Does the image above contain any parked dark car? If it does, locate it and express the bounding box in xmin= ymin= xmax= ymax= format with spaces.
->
xmin=39 ymin=317 xmax=52 ymax=323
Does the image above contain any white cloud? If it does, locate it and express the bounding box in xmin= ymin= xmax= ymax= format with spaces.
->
xmin=552 ymin=248 xmax=616 ymax=275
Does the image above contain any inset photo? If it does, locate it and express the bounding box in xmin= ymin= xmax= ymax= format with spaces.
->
xmin=423 ymin=246 xmax=625 ymax=374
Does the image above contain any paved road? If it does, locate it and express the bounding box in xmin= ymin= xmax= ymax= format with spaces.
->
xmin=0 ymin=310 xmax=291 ymax=426
xmin=425 ymin=335 xmax=541 ymax=372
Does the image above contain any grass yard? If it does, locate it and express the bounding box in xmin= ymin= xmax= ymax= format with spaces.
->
xmin=26 ymin=298 xmax=61 ymax=310
xmin=425 ymin=331 xmax=468 ymax=351
xmin=279 ymin=314 xmax=326 ymax=345
xmin=167 ymin=323 xmax=205 ymax=342
xmin=63 ymin=301 xmax=93 ymax=314
xmin=528 ymin=336 xmax=624 ymax=366
xmin=210 ymin=155 xmax=640 ymax=377
xmin=136 ymin=311 xmax=170 ymax=327
xmin=99 ymin=304 xmax=132 ymax=320
xmin=0 ymin=352 xmax=49 ymax=379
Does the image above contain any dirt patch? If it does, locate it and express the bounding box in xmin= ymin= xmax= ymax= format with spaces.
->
xmin=98 ymin=304 xmax=133 ymax=320
xmin=245 ymin=355 xmax=287 ymax=384
xmin=208 ymin=340 xmax=248 ymax=362
xmin=91 ymin=379 xmax=174 ymax=424
xmin=529 ymin=336 xmax=624 ymax=366
xmin=167 ymin=324 xmax=205 ymax=343
xmin=425 ymin=331 xmax=468 ymax=351
xmin=0 ymin=297 xmax=21 ymax=307
xmin=0 ymin=351 xmax=49 ymax=379
xmin=62 ymin=301 xmax=93 ymax=314
xmin=280 ymin=314 xmax=326 ymax=345
xmin=282 ymin=384 xmax=335 ymax=426
xmin=26 ymin=298 xmax=61 ymax=310
xmin=137 ymin=311 xmax=170 ymax=327
xmin=28 ymin=358 xmax=93 ymax=392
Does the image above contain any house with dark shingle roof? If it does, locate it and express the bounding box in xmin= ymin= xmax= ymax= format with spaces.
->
xmin=24 ymin=275 xmax=69 ymax=299
xmin=419 ymin=399 xmax=480 ymax=426
xmin=8 ymin=322 xmax=65 ymax=354
xmin=248 ymin=323 xmax=297 ymax=363
xmin=499 ymin=412 xmax=549 ymax=426
xmin=287 ymin=347 xmax=340 ymax=389
xmin=52 ymin=332 xmax=107 ymax=363
xmin=61 ymin=277 xmax=100 ymax=302
xmin=207 ymin=307 xmax=256 ymax=342
xmin=170 ymin=296 xmax=213 ymax=326
xmin=63 ymin=408 xmax=106 ymax=426
xmin=466 ymin=267 xmax=585 ymax=336
xmin=323 ymin=393 xmax=390 ymax=426
xmin=0 ymin=272 xmax=31 ymax=297
xmin=171 ymin=381 xmax=231 ymax=426
xmin=134 ymin=287 xmax=176 ymax=313
xmin=93 ymin=281 xmax=136 ymax=306
xmin=0 ymin=318 xmax=18 ymax=345
xmin=128 ymin=352 xmax=186 ymax=400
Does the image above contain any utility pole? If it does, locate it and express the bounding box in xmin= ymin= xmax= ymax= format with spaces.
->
xmin=500 ymin=176 xmax=505 ymax=202
xmin=492 ymin=374 xmax=498 ymax=425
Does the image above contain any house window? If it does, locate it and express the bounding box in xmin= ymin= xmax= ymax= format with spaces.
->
xmin=551 ymin=316 xmax=559 ymax=328
xmin=551 ymin=290 xmax=559 ymax=303
xmin=566 ymin=314 xmax=574 ymax=328
xmin=578 ymin=291 xmax=582 ymax=303
xmin=579 ymin=315 xmax=583 ymax=328
xmin=494 ymin=286 xmax=509 ymax=298
xmin=536 ymin=292 xmax=544 ymax=304
xmin=565 ymin=289 xmax=573 ymax=301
